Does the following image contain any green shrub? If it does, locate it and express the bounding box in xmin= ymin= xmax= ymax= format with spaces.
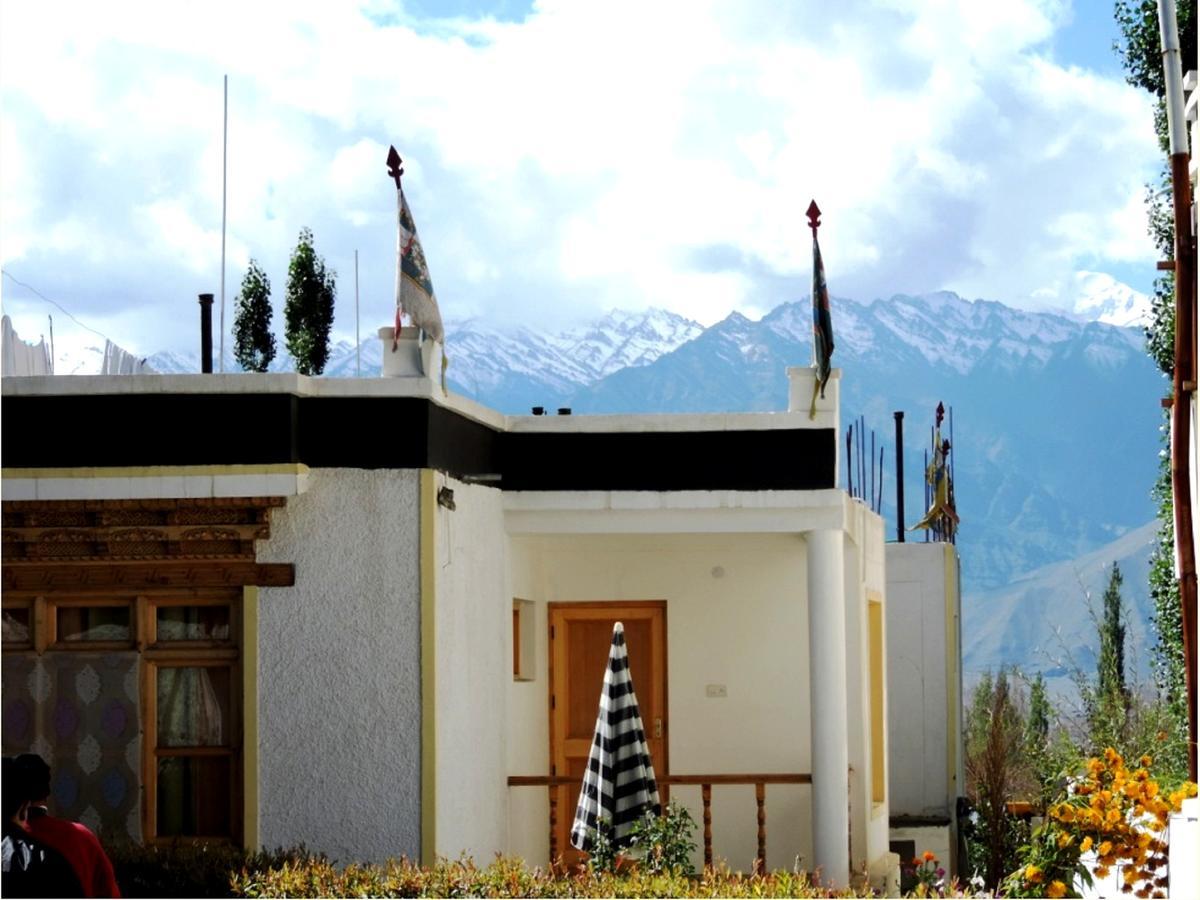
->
xmin=628 ymin=802 xmax=698 ymax=875
xmin=107 ymin=842 xmax=313 ymax=898
xmin=231 ymin=855 xmax=870 ymax=898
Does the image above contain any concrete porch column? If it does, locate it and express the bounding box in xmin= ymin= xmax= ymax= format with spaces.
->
xmin=806 ymin=528 xmax=849 ymax=886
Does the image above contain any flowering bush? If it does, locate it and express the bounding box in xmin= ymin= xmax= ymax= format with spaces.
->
xmin=902 ymin=850 xmax=947 ymax=897
xmin=1003 ymin=748 xmax=1197 ymax=898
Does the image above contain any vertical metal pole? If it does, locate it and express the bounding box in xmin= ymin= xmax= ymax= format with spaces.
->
xmin=1158 ymin=0 xmax=1198 ymax=780
xmin=846 ymin=426 xmax=854 ymax=496
xmin=894 ymin=411 xmax=905 ymax=541
xmin=877 ymin=446 xmax=884 ymax=514
xmin=355 ymin=249 xmax=361 ymax=377
xmin=218 ymin=74 xmax=228 ymax=373
xmin=924 ymin=447 xmax=929 ymax=543
xmin=48 ymin=315 xmax=55 ymax=375
xmin=859 ymin=417 xmax=866 ymax=502
xmin=870 ymin=430 xmax=876 ymax=510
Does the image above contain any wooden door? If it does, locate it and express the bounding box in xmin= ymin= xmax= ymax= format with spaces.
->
xmin=548 ymin=601 xmax=667 ymax=867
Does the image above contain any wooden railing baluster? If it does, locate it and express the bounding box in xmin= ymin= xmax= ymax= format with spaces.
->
xmin=755 ymin=782 xmax=766 ymax=873
xmin=549 ymin=785 xmax=558 ymax=865
xmin=505 ymin=772 xmax=811 ymax=872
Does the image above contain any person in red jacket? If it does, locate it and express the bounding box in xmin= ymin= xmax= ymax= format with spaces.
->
xmin=13 ymin=755 xmax=120 ymax=898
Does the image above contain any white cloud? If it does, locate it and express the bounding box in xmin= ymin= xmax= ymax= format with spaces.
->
xmin=0 ymin=0 xmax=1163 ymax=355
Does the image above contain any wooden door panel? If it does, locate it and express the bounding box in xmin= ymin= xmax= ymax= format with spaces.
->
xmin=549 ymin=602 xmax=667 ymax=868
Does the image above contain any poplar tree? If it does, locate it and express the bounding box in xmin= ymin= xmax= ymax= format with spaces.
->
xmin=232 ymin=259 xmax=276 ymax=373
xmin=1114 ymin=0 xmax=1194 ymax=779
xmin=1098 ymin=563 xmax=1127 ymax=701
xmin=284 ymin=228 xmax=336 ymax=376
xmin=1025 ymin=672 xmax=1050 ymax=750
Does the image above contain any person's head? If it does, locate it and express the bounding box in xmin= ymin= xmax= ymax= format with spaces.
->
xmin=13 ymin=753 xmax=51 ymax=804
xmin=2 ymin=757 xmax=30 ymax=825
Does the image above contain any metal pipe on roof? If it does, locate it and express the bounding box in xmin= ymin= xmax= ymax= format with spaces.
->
xmin=199 ymin=293 xmax=214 ymax=374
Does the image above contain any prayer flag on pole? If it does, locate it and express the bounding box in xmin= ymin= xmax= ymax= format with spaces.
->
xmin=807 ymin=200 xmax=834 ymax=419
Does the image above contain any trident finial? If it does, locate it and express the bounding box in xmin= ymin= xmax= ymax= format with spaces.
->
xmin=806 ymin=199 xmax=821 ymax=235
xmin=386 ymin=145 xmax=404 ymax=189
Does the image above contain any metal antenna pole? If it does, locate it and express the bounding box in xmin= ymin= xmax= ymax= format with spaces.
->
xmin=48 ymin=315 xmax=55 ymax=375
xmin=355 ymin=249 xmax=361 ymax=377
xmin=218 ymin=74 xmax=228 ymax=373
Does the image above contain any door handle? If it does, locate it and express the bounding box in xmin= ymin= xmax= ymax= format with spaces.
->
xmin=654 ymin=717 xmax=663 ymax=739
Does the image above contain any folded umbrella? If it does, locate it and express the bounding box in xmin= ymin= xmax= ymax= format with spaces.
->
xmin=570 ymin=621 xmax=661 ymax=852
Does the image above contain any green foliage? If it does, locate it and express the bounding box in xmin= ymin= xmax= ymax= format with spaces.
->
xmin=628 ymin=802 xmax=698 ymax=876
xmin=233 ymin=259 xmax=276 ymax=373
xmin=1143 ymin=170 xmax=1176 ymax=375
xmin=1097 ymin=563 xmax=1128 ymax=703
xmin=284 ymin=227 xmax=336 ymax=376
xmin=583 ymin=816 xmax=618 ymax=874
xmin=1148 ymin=435 xmax=1190 ymax=781
xmin=1026 ymin=673 xmax=1050 ymax=751
xmin=1113 ymin=4 xmax=1192 ymax=769
xmin=107 ymin=842 xmax=313 ymax=898
xmin=999 ymin=820 xmax=1090 ymax=900
xmin=1114 ymin=1 xmax=1196 ymax=101
xmin=1021 ymin=673 xmax=1078 ymax=810
xmin=964 ymin=669 xmax=1034 ymax=889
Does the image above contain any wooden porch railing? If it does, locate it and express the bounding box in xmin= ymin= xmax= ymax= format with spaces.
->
xmin=507 ymin=773 xmax=811 ymax=871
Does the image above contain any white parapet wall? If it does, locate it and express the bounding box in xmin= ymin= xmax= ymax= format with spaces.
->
xmin=885 ymin=542 xmax=963 ymax=873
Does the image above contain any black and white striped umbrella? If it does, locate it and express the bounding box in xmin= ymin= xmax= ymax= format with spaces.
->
xmin=570 ymin=621 xmax=661 ymax=852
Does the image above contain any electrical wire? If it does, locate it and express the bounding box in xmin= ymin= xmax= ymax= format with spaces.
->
xmin=1 ymin=269 xmax=113 ymax=342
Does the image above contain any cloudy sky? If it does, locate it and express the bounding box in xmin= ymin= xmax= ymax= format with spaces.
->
xmin=0 ymin=0 xmax=1163 ymax=359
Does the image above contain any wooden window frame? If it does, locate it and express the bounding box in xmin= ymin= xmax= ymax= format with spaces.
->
xmin=1 ymin=597 xmax=35 ymax=651
xmin=4 ymin=589 xmax=243 ymax=845
xmin=50 ymin=596 xmax=137 ymax=651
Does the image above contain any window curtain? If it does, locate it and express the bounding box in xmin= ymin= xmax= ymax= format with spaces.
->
xmin=1 ymin=653 xmax=141 ymax=843
xmin=157 ymin=667 xmax=225 ymax=747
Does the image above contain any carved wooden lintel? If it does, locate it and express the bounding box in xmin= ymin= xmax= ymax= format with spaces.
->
xmin=3 ymin=561 xmax=295 ymax=592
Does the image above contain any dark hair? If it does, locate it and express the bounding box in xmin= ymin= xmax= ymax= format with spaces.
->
xmin=14 ymin=753 xmax=52 ymax=802
xmin=2 ymin=757 xmax=26 ymax=820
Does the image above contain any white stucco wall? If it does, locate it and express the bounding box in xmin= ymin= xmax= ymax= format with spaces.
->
xmin=504 ymin=532 xmax=812 ymax=873
xmin=432 ymin=477 xmax=510 ymax=860
xmin=885 ymin=542 xmax=961 ymax=823
xmin=256 ymin=468 xmax=422 ymax=863
xmin=843 ymin=502 xmax=891 ymax=883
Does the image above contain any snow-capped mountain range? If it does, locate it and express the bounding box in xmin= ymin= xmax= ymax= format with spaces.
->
xmin=20 ymin=280 xmax=1166 ymax=684
xmin=1069 ymin=270 xmax=1153 ymax=328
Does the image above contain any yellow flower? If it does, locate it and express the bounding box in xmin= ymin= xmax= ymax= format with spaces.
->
xmin=1186 ymin=782 xmax=1198 ymax=798
xmin=1099 ymin=841 xmax=1114 ymax=856
xmin=1025 ymin=864 xmax=1044 ymax=884
xmin=1080 ymin=836 xmax=1094 ymax=853
xmin=1140 ymin=754 xmax=1152 ymax=767
xmin=1046 ymin=880 xmax=1067 ymax=898
xmin=1124 ymin=868 xmax=1140 ymax=885
xmin=1097 ymin=866 xmax=1112 ymax=878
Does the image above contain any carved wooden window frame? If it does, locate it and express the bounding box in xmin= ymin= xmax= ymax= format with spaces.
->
xmin=3 ymin=589 xmax=243 ymax=844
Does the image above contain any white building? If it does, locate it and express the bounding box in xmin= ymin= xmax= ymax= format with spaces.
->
xmin=2 ymin=360 xmax=899 ymax=890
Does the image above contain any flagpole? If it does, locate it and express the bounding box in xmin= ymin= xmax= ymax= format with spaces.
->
xmin=806 ymin=200 xmax=823 ymax=419
xmin=218 ymin=73 xmax=228 ymax=373
xmin=355 ymin=249 xmax=361 ymax=377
